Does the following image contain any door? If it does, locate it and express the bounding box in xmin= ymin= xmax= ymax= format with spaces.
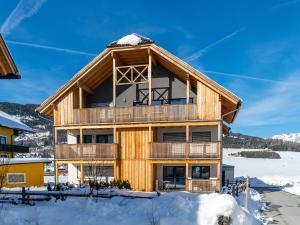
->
xmin=163 ymin=166 xmax=185 ymax=189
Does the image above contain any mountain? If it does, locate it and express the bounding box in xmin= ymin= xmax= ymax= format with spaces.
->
xmin=223 ymin=133 xmax=300 ymax=152
xmin=1 ymin=102 xmax=300 ymax=156
xmin=0 ymin=102 xmax=53 ymax=158
xmin=272 ymin=133 xmax=300 ymax=143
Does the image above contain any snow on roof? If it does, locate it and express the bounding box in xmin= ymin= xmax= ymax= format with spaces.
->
xmin=0 ymin=158 xmax=52 ymax=165
xmin=108 ymin=33 xmax=153 ymax=47
xmin=0 ymin=110 xmax=33 ymax=132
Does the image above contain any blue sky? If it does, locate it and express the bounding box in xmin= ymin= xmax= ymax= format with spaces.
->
xmin=1 ymin=0 xmax=300 ymax=137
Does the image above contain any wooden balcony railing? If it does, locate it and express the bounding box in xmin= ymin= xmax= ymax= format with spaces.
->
xmin=66 ymin=104 xmax=199 ymax=125
xmin=187 ymin=179 xmax=219 ymax=192
xmin=55 ymin=144 xmax=118 ymax=160
xmin=149 ymin=142 xmax=220 ymax=159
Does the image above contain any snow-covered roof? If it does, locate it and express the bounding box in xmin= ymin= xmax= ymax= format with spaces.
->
xmin=108 ymin=33 xmax=153 ymax=47
xmin=0 ymin=110 xmax=33 ymax=132
xmin=0 ymin=158 xmax=52 ymax=165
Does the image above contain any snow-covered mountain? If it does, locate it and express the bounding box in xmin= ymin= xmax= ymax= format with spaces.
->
xmin=272 ymin=133 xmax=300 ymax=143
xmin=0 ymin=102 xmax=53 ymax=158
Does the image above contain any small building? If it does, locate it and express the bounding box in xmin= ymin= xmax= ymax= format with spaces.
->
xmin=0 ymin=158 xmax=51 ymax=188
xmin=0 ymin=110 xmax=49 ymax=188
xmin=222 ymin=164 xmax=235 ymax=186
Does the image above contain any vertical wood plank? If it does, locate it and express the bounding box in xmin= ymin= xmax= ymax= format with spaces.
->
xmin=112 ymin=55 xmax=116 ymax=107
xmin=148 ymin=50 xmax=152 ymax=105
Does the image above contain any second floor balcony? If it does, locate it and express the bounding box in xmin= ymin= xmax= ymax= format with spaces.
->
xmin=57 ymin=103 xmax=201 ymax=126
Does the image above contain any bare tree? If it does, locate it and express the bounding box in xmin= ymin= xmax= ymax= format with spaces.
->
xmin=147 ymin=200 xmax=161 ymax=225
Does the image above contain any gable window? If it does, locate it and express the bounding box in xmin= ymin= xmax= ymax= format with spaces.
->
xmin=192 ymin=166 xmax=210 ymax=179
xmin=96 ymin=135 xmax=113 ymax=143
xmin=192 ymin=132 xmax=211 ymax=142
xmin=0 ymin=136 xmax=7 ymax=144
xmin=7 ymin=173 xmax=26 ymax=184
xmin=77 ymin=135 xmax=93 ymax=144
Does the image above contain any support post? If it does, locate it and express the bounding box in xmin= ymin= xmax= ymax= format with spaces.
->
xmin=112 ymin=53 xmax=116 ymax=107
xmin=185 ymin=162 xmax=189 ymax=191
xmin=186 ymin=125 xmax=190 ymax=158
xmin=186 ymin=74 xmax=190 ymax=104
xmin=245 ymin=177 xmax=249 ymax=209
xmin=79 ymin=87 xmax=83 ymax=109
xmin=55 ymin=161 xmax=59 ymax=184
xmin=80 ymin=163 xmax=84 ymax=185
xmin=148 ymin=49 xmax=152 ymax=105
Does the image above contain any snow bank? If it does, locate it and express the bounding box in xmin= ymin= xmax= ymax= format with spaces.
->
xmin=0 ymin=191 xmax=261 ymax=225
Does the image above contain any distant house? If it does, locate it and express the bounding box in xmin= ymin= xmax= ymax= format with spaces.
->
xmin=0 ymin=34 xmax=20 ymax=79
xmin=37 ymin=34 xmax=242 ymax=192
xmin=0 ymin=110 xmax=50 ymax=188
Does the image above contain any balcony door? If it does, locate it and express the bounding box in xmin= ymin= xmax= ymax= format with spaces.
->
xmin=163 ymin=166 xmax=185 ymax=189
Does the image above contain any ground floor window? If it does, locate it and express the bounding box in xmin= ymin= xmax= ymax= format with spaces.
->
xmin=163 ymin=166 xmax=185 ymax=188
xmin=192 ymin=166 xmax=210 ymax=179
xmin=7 ymin=173 xmax=26 ymax=184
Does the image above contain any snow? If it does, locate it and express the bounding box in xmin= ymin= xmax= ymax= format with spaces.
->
xmin=272 ymin=132 xmax=300 ymax=143
xmin=116 ymin=33 xmax=147 ymax=46
xmin=0 ymin=110 xmax=32 ymax=132
xmin=0 ymin=157 xmax=52 ymax=165
xmin=0 ymin=190 xmax=261 ymax=225
xmin=223 ymin=148 xmax=300 ymax=196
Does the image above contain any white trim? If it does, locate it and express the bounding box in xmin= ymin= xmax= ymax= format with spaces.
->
xmin=7 ymin=173 xmax=26 ymax=184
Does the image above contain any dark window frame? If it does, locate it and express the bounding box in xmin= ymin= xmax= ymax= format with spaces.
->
xmin=191 ymin=166 xmax=210 ymax=179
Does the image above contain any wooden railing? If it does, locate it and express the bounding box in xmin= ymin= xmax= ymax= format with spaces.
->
xmin=66 ymin=104 xmax=199 ymax=125
xmin=149 ymin=142 xmax=220 ymax=159
xmin=187 ymin=179 xmax=219 ymax=192
xmin=55 ymin=144 xmax=118 ymax=160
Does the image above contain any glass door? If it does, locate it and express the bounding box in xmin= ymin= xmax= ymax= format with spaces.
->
xmin=163 ymin=166 xmax=186 ymax=189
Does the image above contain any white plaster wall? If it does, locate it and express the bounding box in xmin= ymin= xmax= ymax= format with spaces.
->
xmin=68 ymin=163 xmax=79 ymax=184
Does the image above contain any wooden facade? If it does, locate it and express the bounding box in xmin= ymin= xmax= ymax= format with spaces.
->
xmin=37 ymin=34 xmax=242 ymax=192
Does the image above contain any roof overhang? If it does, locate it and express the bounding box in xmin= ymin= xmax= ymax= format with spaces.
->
xmin=36 ymin=43 xmax=242 ymax=124
xmin=0 ymin=34 xmax=19 ymax=78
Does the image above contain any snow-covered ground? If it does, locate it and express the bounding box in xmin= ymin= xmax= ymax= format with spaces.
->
xmin=223 ymin=148 xmax=300 ymax=196
xmin=0 ymin=188 xmax=262 ymax=225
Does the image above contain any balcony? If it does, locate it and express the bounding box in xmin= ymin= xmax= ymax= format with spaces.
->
xmin=58 ymin=103 xmax=199 ymax=125
xmin=149 ymin=142 xmax=220 ymax=159
xmin=0 ymin=144 xmax=29 ymax=153
xmin=55 ymin=144 xmax=118 ymax=160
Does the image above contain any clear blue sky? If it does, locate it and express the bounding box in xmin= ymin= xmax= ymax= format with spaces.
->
xmin=1 ymin=0 xmax=300 ymax=138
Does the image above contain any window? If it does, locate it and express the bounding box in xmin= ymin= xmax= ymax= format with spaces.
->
xmin=0 ymin=154 xmax=9 ymax=158
xmin=0 ymin=136 xmax=7 ymax=144
xmin=77 ymin=135 xmax=93 ymax=144
xmin=168 ymin=98 xmax=193 ymax=105
xmin=192 ymin=166 xmax=210 ymax=179
xmin=7 ymin=173 xmax=26 ymax=184
xmin=163 ymin=133 xmax=186 ymax=142
xmin=192 ymin=132 xmax=211 ymax=142
xmin=96 ymin=135 xmax=113 ymax=143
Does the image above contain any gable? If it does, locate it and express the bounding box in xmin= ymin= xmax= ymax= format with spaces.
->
xmin=36 ymin=43 xmax=241 ymax=123
xmin=0 ymin=35 xmax=19 ymax=78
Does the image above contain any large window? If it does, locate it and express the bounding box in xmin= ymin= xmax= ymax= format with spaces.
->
xmin=163 ymin=133 xmax=186 ymax=142
xmin=96 ymin=135 xmax=113 ymax=143
xmin=192 ymin=132 xmax=211 ymax=142
xmin=0 ymin=136 xmax=7 ymax=144
xmin=77 ymin=135 xmax=93 ymax=144
xmin=192 ymin=166 xmax=210 ymax=179
xmin=163 ymin=166 xmax=186 ymax=187
xmin=7 ymin=173 xmax=26 ymax=184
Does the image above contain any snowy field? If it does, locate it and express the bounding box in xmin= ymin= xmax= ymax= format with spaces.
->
xmin=223 ymin=148 xmax=300 ymax=195
xmin=0 ymin=188 xmax=262 ymax=225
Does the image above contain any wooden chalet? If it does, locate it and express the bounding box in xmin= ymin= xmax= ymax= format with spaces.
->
xmin=0 ymin=34 xmax=19 ymax=79
xmin=36 ymin=34 xmax=242 ymax=192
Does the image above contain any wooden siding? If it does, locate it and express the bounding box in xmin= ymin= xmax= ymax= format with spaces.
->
xmin=197 ymin=81 xmax=221 ymax=120
xmin=119 ymin=128 xmax=153 ymax=191
xmin=54 ymin=91 xmax=74 ymax=126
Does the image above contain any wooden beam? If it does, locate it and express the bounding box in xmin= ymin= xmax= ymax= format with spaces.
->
xmin=55 ymin=161 xmax=59 ymax=184
xmin=148 ymin=48 xmax=157 ymax=65
xmin=77 ymin=81 xmax=93 ymax=95
xmin=148 ymin=50 xmax=152 ymax=105
xmin=80 ymin=163 xmax=84 ymax=185
xmin=186 ymin=74 xmax=190 ymax=104
xmin=112 ymin=53 xmax=116 ymax=107
xmin=79 ymin=87 xmax=83 ymax=109
xmin=185 ymin=162 xmax=189 ymax=191
xmin=80 ymin=128 xmax=83 ymax=144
